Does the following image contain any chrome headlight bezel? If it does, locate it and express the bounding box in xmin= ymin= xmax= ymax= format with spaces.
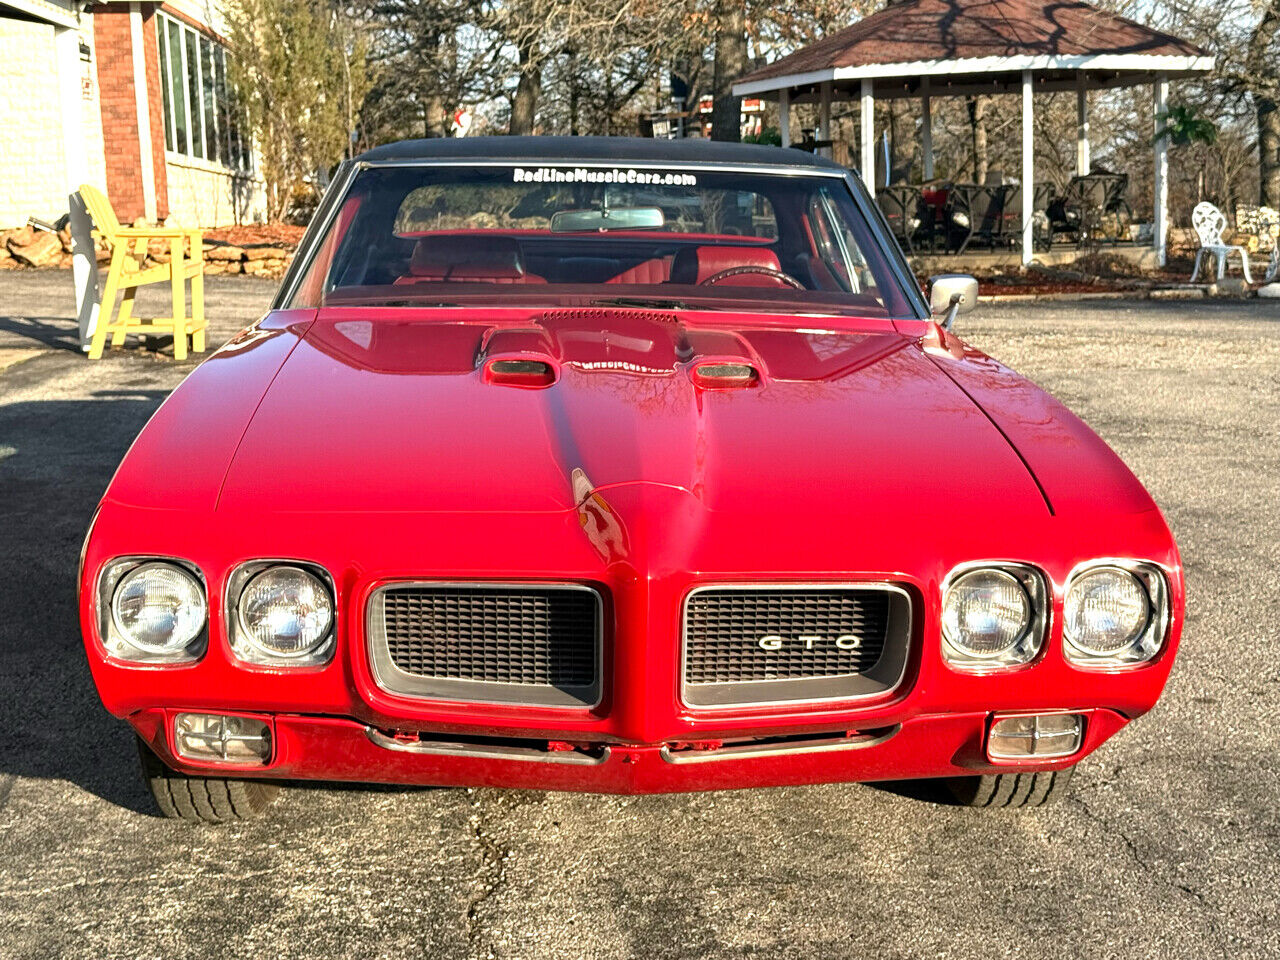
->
xmin=226 ymin=560 xmax=337 ymax=667
xmin=1063 ymin=560 xmax=1168 ymax=669
xmin=96 ymin=557 xmax=208 ymax=664
xmin=940 ymin=562 xmax=1048 ymax=672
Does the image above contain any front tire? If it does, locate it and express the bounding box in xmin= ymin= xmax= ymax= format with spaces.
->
xmin=945 ymin=766 xmax=1074 ymax=808
xmin=136 ymin=736 xmax=280 ymax=822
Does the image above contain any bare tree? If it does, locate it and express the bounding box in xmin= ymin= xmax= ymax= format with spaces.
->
xmin=710 ymin=0 xmax=748 ymax=141
xmin=1246 ymin=0 xmax=1280 ymax=204
xmin=225 ymin=0 xmax=368 ymax=221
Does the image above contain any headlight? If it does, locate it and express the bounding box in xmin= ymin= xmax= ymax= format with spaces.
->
xmin=1064 ymin=563 xmax=1166 ymax=666
xmin=941 ymin=565 xmax=1045 ymax=670
xmin=104 ymin=560 xmax=207 ymax=662
xmin=233 ymin=564 xmax=334 ymax=664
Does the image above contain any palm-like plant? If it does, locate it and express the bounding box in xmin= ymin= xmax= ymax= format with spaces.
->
xmin=1154 ymin=104 xmax=1219 ymax=146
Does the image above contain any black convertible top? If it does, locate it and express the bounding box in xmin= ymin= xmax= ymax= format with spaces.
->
xmin=356 ymin=135 xmax=846 ymax=171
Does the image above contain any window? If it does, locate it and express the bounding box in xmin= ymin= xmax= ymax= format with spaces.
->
xmin=155 ymin=13 xmax=250 ymax=170
xmin=289 ymin=165 xmax=917 ymax=319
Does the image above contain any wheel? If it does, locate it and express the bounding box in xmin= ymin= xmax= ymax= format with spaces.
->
xmin=136 ymin=736 xmax=280 ymax=822
xmin=945 ymin=766 xmax=1074 ymax=808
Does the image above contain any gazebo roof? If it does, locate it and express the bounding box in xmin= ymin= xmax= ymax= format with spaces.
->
xmin=734 ymin=0 xmax=1213 ymax=99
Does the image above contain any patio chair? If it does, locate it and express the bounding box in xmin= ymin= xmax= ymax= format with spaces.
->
xmin=1190 ymin=201 xmax=1253 ymax=284
xmin=1003 ymin=183 xmax=1056 ymax=251
xmin=78 ymin=184 xmax=206 ymax=360
xmin=1046 ymin=172 xmax=1131 ymax=247
xmin=877 ymin=186 xmax=925 ymax=256
xmin=946 ymin=184 xmax=1007 ymax=254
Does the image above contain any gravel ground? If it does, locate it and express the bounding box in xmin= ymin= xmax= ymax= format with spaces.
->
xmin=1 ymin=271 xmax=1278 ymax=960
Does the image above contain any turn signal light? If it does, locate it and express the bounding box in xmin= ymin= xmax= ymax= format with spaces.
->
xmin=173 ymin=713 xmax=272 ymax=764
xmin=987 ymin=713 xmax=1083 ymax=760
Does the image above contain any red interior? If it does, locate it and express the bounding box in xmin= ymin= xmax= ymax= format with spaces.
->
xmin=394 ymin=236 xmax=796 ymax=287
xmin=670 ymin=245 xmax=785 ymax=286
xmin=396 ymin=236 xmax=548 ymax=284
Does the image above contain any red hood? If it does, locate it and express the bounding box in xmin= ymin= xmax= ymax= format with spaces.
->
xmin=211 ymin=308 xmax=1049 ymax=521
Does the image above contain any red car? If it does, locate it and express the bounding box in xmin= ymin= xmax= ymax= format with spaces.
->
xmin=80 ymin=138 xmax=1183 ymax=822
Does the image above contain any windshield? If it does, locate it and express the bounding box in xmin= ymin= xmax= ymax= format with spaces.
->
xmin=288 ymin=163 xmax=917 ymax=318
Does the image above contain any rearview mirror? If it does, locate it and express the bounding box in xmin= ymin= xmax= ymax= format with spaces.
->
xmin=550 ymin=206 xmax=665 ymax=233
xmin=928 ymin=274 xmax=979 ymax=330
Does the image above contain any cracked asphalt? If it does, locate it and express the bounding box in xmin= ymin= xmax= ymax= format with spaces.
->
xmin=1 ymin=271 xmax=1277 ymax=959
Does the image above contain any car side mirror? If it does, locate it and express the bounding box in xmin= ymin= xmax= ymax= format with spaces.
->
xmin=928 ymin=274 xmax=979 ymax=330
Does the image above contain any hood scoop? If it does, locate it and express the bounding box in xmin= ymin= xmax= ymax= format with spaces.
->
xmin=483 ymin=357 xmax=557 ymax=388
xmin=478 ymin=327 xmax=559 ymax=388
xmin=690 ymin=360 xmax=760 ymax=389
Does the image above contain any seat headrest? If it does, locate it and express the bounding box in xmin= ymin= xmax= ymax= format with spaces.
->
xmin=409 ymin=235 xmax=525 ymax=280
xmin=670 ymin=245 xmax=782 ymax=285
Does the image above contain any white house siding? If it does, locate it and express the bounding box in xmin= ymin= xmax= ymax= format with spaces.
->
xmin=0 ymin=17 xmax=67 ymax=226
xmin=0 ymin=11 xmax=105 ymax=229
xmin=163 ymin=156 xmax=266 ymax=227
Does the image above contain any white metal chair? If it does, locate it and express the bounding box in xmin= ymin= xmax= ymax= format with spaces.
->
xmin=1190 ymin=201 xmax=1253 ymax=284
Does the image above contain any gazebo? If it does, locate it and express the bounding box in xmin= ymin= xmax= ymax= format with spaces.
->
xmin=732 ymin=0 xmax=1214 ymax=266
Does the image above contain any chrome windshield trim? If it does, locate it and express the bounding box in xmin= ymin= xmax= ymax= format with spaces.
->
xmin=358 ymin=158 xmax=851 ymax=177
xmin=273 ymin=158 xmax=361 ymax=310
xmin=840 ymin=170 xmax=931 ymax=319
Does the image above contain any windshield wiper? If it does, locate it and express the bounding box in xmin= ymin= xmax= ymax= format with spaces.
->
xmin=330 ymin=298 xmax=462 ymax=308
xmin=590 ymin=296 xmax=687 ymax=311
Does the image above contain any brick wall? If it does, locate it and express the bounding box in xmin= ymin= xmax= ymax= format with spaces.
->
xmin=93 ymin=7 xmax=146 ymax=222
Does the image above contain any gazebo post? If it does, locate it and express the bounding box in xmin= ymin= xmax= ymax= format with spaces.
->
xmin=818 ymin=81 xmax=833 ymax=160
xmin=860 ymin=78 xmax=875 ymax=195
xmin=1153 ymin=73 xmax=1169 ymax=267
xmin=778 ymin=87 xmax=791 ymax=149
xmin=731 ymin=0 xmax=1213 ymax=269
xmin=1076 ymin=77 xmax=1091 ymax=176
xmin=1021 ymin=69 xmax=1034 ymax=266
xmin=921 ymin=77 xmax=934 ymax=181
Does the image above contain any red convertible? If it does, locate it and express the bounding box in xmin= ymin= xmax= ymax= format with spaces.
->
xmin=80 ymin=138 xmax=1183 ymax=821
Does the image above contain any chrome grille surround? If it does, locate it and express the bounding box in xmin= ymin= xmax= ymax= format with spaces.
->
xmin=367 ymin=582 xmax=603 ymax=708
xmin=680 ymin=583 xmax=913 ymax=708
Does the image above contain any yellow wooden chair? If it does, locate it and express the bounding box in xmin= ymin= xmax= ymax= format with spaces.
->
xmin=78 ymin=184 xmax=207 ymax=360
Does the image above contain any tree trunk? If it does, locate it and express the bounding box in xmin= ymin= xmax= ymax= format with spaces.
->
xmin=1259 ymin=97 xmax=1280 ymax=205
xmin=967 ymin=95 xmax=989 ymax=184
xmin=710 ymin=0 xmax=747 ymax=142
xmin=1248 ymin=0 xmax=1280 ymax=204
xmin=510 ymin=38 xmax=541 ymax=135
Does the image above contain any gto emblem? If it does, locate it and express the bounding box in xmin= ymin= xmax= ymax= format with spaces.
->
xmin=758 ymin=634 xmax=862 ymax=651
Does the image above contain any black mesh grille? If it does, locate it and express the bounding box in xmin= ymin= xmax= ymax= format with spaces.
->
xmin=380 ymin=586 xmax=598 ymax=688
xmin=684 ymin=588 xmax=891 ymax=684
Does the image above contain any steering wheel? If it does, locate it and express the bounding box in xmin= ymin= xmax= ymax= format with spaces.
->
xmin=698 ymin=266 xmax=806 ymax=289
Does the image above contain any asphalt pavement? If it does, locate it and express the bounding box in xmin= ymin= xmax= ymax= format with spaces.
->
xmin=0 ymin=271 xmax=1277 ymax=959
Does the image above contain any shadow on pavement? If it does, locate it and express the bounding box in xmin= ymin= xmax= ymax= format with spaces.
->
xmin=0 ymin=386 xmax=172 ymax=814
xmin=864 ymin=776 xmax=963 ymax=806
xmin=0 ymin=315 xmax=85 ymax=353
